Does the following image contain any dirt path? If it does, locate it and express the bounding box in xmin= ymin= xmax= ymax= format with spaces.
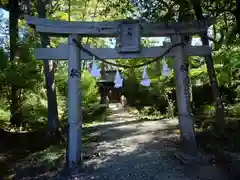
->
xmin=59 ymin=103 xmax=228 ymax=180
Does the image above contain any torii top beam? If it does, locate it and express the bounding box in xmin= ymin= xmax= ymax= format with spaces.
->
xmin=25 ymin=16 xmax=215 ymax=37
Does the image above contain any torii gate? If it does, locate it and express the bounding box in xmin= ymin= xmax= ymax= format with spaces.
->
xmin=25 ymin=15 xmax=214 ymax=169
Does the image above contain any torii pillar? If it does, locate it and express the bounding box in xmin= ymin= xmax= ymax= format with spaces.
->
xmin=67 ymin=34 xmax=82 ymax=169
xmin=172 ymin=35 xmax=198 ymax=156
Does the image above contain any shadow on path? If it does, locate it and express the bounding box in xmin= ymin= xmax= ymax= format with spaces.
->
xmin=11 ymin=104 xmax=229 ymax=179
xmin=55 ymin=103 xmax=229 ymax=180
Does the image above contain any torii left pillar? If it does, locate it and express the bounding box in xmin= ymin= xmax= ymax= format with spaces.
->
xmin=172 ymin=35 xmax=198 ymax=157
xmin=67 ymin=34 xmax=82 ymax=169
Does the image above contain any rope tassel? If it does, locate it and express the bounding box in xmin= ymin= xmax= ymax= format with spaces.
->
xmin=90 ymin=56 xmax=101 ymax=78
xmin=140 ymin=65 xmax=150 ymax=87
xmin=114 ymin=69 xmax=123 ymax=88
xmin=162 ymin=56 xmax=171 ymax=77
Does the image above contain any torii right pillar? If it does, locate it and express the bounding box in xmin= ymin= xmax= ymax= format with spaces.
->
xmin=172 ymin=35 xmax=198 ymax=156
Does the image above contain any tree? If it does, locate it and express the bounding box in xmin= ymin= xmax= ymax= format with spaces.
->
xmin=235 ymin=0 xmax=240 ymax=35
xmin=36 ymin=0 xmax=60 ymax=134
xmin=190 ymin=0 xmax=226 ymax=133
xmin=2 ymin=0 xmax=61 ymax=132
xmin=8 ymin=0 xmax=24 ymax=127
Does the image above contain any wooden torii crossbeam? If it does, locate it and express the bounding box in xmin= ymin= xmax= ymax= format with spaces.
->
xmin=25 ymin=15 xmax=214 ymax=169
xmin=25 ymin=15 xmax=215 ymax=37
xmin=35 ymin=44 xmax=211 ymax=60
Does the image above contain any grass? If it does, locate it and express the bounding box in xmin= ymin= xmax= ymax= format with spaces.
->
xmin=196 ymin=118 xmax=240 ymax=152
xmin=126 ymin=106 xmax=166 ymax=119
xmin=6 ymin=144 xmax=66 ymax=179
xmin=126 ymin=105 xmax=177 ymax=122
xmin=128 ymin=103 xmax=240 ymax=153
xmin=83 ymin=108 xmax=108 ymax=128
xmin=0 ymin=104 xmax=108 ymax=179
xmin=1 ymin=102 xmax=240 ymax=179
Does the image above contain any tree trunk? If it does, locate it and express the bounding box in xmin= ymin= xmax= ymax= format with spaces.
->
xmin=37 ymin=0 xmax=60 ymax=133
xmin=9 ymin=0 xmax=24 ymax=128
xmin=235 ymin=0 xmax=240 ymax=34
xmin=191 ymin=0 xmax=225 ymax=133
xmin=100 ymin=62 xmax=106 ymax=103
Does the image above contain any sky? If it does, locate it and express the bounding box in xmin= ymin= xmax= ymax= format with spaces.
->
xmin=0 ymin=8 xmax=8 ymax=18
xmin=0 ymin=8 xmax=8 ymax=45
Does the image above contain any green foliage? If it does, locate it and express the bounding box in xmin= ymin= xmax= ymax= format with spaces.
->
xmin=16 ymin=144 xmax=65 ymax=173
xmin=0 ymin=40 xmax=43 ymax=94
xmin=81 ymin=70 xmax=100 ymax=106
xmin=202 ymin=105 xmax=216 ymax=117
xmin=1 ymin=0 xmax=239 ymax=130
xmin=82 ymin=104 xmax=108 ymax=125
xmin=54 ymin=63 xmax=68 ymax=99
xmin=8 ymin=44 xmax=42 ymax=90
xmin=138 ymin=106 xmax=162 ymax=117
xmin=0 ymin=98 xmax=10 ymax=127
xmin=21 ymin=91 xmax=48 ymax=130
xmin=55 ymin=68 xmax=101 ymax=126
xmin=55 ymin=68 xmax=100 ymax=106
xmin=236 ymin=86 xmax=240 ymax=98
xmin=228 ymin=103 xmax=240 ymax=118
xmin=2 ymin=1 xmax=240 ymax=179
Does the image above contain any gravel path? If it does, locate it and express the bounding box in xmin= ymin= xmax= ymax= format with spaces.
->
xmin=59 ymin=104 xmax=228 ymax=180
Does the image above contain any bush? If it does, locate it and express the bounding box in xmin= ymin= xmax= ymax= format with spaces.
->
xmin=21 ymin=92 xmax=48 ymax=130
xmin=83 ymin=104 xmax=107 ymax=124
xmin=56 ymin=68 xmax=101 ymax=124
xmin=228 ymin=103 xmax=240 ymax=118
xmin=0 ymin=98 xmax=10 ymax=124
xmin=55 ymin=69 xmax=100 ymax=107
xmin=236 ymin=85 xmax=240 ymax=99
xmin=81 ymin=70 xmax=100 ymax=106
